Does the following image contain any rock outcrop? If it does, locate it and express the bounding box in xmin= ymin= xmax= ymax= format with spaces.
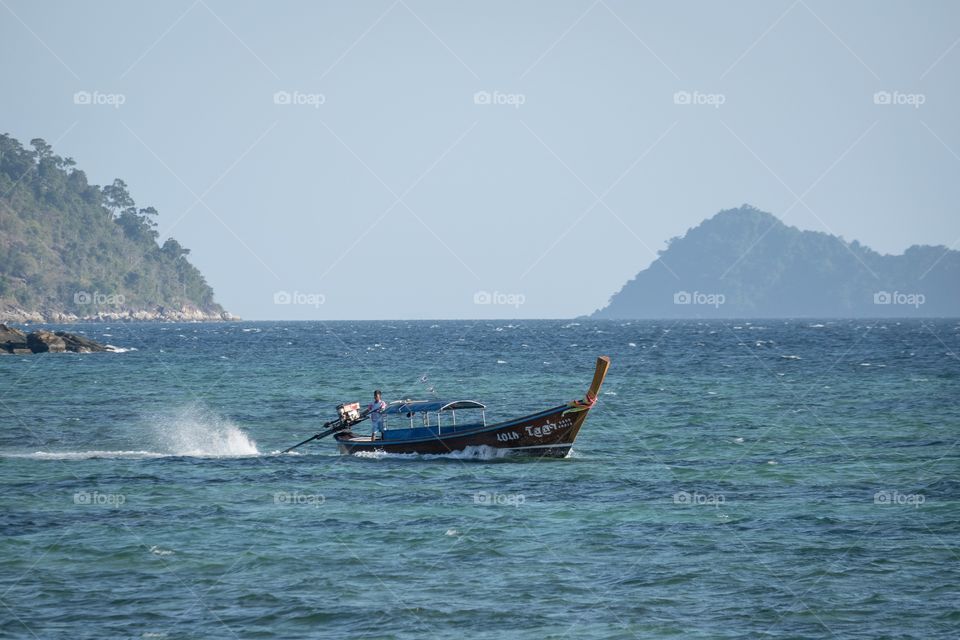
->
xmin=1 ymin=324 xmax=114 ymax=354
xmin=25 ymin=330 xmax=67 ymax=353
xmin=0 ymin=323 xmax=30 ymax=354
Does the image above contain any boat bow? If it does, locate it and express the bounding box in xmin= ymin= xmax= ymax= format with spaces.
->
xmin=568 ymin=355 xmax=611 ymax=411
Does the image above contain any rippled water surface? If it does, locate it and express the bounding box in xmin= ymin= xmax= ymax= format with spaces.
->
xmin=1 ymin=320 xmax=958 ymax=639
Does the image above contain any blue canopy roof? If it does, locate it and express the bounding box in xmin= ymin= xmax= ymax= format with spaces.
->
xmin=383 ymin=400 xmax=485 ymax=415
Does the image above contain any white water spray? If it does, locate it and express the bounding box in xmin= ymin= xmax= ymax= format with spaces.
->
xmin=152 ymin=405 xmax=260 ymax=456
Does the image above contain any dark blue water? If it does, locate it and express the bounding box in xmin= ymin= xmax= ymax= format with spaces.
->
xmin=1 ymin=320 xmax=958 ymax=638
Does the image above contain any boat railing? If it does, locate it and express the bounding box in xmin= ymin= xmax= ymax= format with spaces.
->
xmin=384 ymin=406 xmax=487 ymax=434
xmin=438 ymin=408 xmax=486 ymax=433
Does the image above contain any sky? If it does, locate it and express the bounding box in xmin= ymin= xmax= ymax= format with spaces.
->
xmin=1 ymin=0 xmax=958 ymax=320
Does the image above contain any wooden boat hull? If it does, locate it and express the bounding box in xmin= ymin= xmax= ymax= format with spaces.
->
xmin=333 ymin=402 xmax=593 ymax=457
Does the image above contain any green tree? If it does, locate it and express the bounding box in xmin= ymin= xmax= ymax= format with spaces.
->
xmin=30 ymin=138 xmax=53 ymax=162
xmin=138 ymin=206 xmax=159 ymax=228
xmin=162 ymin=238 xmax=190 ymax=259
xmin=101 ymin=179 xmax=135 ymax=217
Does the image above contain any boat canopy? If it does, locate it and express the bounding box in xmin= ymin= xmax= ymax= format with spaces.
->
xmin=383 ymin=400 xmax=486 ymax=415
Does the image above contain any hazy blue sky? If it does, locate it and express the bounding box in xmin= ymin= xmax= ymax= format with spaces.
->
xmin=2 ymin=1 xmax=958 ymax=319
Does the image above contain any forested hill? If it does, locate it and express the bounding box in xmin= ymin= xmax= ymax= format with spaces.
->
xmin=593 ymin=205 xmax=960 ymax=318
xmin=0 ymin=133 xmax=231 ymax=322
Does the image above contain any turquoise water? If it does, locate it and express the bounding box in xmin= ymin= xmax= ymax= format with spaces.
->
xmin=1 ymin=320 xmax=958 ymax=639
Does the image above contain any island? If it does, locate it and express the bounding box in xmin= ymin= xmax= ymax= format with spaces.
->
xmin=0 ymin=133 xmax=233 ymax=323
xmin=593 ymin=205 xmax=959 ymax=318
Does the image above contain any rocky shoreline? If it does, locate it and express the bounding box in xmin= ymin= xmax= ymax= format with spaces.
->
xmin=0 ymin=305 xmax=237 ymax=324
xmin=1 ymin=324 xmax=117 ymax=354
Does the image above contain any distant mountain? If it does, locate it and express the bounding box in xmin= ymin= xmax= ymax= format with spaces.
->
xmin=593 ymin=205 xmax=959 ymax=318
xmin=0 ymin=133 xmax=232 ymax=323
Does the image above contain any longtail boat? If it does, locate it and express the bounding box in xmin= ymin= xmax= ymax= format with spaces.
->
xmin=282 ymin=356 xmax=610 ymax=458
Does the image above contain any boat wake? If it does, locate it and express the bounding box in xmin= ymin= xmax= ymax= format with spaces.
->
xmin=3 ymin=406 xmax=260 ymax=460
xmin=353 ymin=445 xmax=521 ymax=462
xmin=3 ymin=450 xmax=168 ymax=460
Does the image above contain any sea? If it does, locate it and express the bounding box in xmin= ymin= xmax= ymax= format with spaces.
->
xmin=1 ymin=320 xmax=957 ymax=639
